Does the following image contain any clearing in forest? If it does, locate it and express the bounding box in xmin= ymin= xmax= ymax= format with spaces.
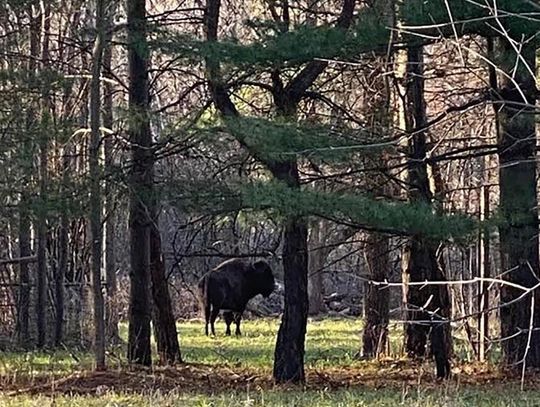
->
xmin=1 ymin=318 xmax=540 ymax=406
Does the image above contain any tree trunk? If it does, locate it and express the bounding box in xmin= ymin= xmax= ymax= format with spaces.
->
xmin=55 ymin=195 xmax=68 ymax=347
xmin=308 ymin=221 xmax=325 ymax=315
xmin=308 ymin=262 xmax=325 ymax=316
xmin=17 ymin=204 xmax=31 ymax=348
xmin=362 ymin=233 xmax=389 ymax=358
xmin=400 ymin=45 xmax=451 ymax=378
xmin=273 ymin=211 xmax=309 ymax=383
xmin=405 ymin=241 xmax=450 ymax=361
xmin=103 ymin=20 xmax=119 ymax=345
xmin=89 ymin=0 xmax=107 ymax=371
xmin=360 ymin=4 xmax=392 ymax=356
xmin=17 ymin=3 xmax=39 ymax=348
xmin=17 ymin=3 xmax=41 ymax=348
xmin=496 ymin=39 xmax=540 ymax=368
xmin=36 ymin=155 xmax=48 ymax=348
xmin=36 ymin=1 xmax=51 ymax=349
xmin=18 ymin=9 xmax=37 ymax=344
xmin=477 ymin=185 xmax=490 ymax=362
xmin=269 ymin=93 xmax=311 ymax=383
xmin=127 ymin=0 xmax=152 ymax=366
xmin=150 ymin=221 xmax=182 ymax=364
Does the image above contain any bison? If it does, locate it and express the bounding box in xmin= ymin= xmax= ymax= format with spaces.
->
xmin=198 ymin=258 xmax=275 ymax=336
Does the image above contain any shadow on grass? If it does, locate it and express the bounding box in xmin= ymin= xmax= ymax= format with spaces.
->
xmin=1 ymin=359 xmax=538 ymax=399
xmin=0 ymin=318 xmax=517 ymax=403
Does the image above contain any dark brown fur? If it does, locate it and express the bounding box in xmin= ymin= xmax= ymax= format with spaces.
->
xmin=198 ymin=259 xmax=275 ymax=336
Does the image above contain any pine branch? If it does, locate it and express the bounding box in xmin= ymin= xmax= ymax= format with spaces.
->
xmin=284 ymin=0 xmax=356 ymax=105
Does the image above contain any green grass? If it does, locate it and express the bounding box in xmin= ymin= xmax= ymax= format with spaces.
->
xmin=3 ymin=387 xmax=540 ymax=406
xmin=0 ymin=318 xmax=390 ymax=373
xmin=0 ymin=318 xmax=472 ymax=373
xmin=1 ymin=318 xmax=540 ymax=406
xmin=180 ymin=317 xmax=373 ymax=369
xmin=0 ymin=349 xmax=95 ymax=375
xmin=174 ymin=317 xmax=408 ymax=369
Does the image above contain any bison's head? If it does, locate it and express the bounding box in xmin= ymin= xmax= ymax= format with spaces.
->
xmin=252 ymin=260 xmax=275 ymax=298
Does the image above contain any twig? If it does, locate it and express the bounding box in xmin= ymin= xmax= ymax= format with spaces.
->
xmin=0 ymin=256 xmax=37 ymax=266
xmin=520 ymin=293 xmax=535 ymax=391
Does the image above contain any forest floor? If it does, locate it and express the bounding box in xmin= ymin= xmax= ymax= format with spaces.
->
xmin=1 ymin=318 xmax=540 ymax=406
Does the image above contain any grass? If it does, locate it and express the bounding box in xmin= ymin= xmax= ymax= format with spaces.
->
xmin=3 ymin=387 xmax=540 ymax=406
xmin=0 ymin=318 xmax=389 ymax=374
xmin=180 ymin=317 xmax=368 ymax=368
xmin=171 ymin=317 xmax=408 ymax=369
xmin=1 ymin=317 xmax=540 ymax=406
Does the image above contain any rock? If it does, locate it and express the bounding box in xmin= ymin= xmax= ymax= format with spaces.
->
xmin=245 ymin=280 xmax=284 ymax=316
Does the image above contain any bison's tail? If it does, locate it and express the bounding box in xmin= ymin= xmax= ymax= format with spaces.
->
xmin=197 ymin=275 xmax=209 ymax=315
xmin=198 ymin=274 xmax=208 ymax=296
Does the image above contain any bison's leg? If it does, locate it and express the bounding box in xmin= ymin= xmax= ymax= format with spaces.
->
xmin=204 ymin=303 xmax=211 ymax=336
xmin=223 ymin=311 xmax=234 ymax=336
xmin=431 ymin=322 xmax=451 ymax=379
xmin=210 ymin=307 xmax=220 ymax=336
xmin=234 ymin=312 xmax=243 ymax=336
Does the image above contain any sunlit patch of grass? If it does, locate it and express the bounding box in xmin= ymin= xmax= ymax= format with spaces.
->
xmin=305 ymin=318 xmax=399 ymax=368
xmin=179 ymin=317 xmax=379 ymax=369
xmin=179 ymin=317 xmax=405 ymax=370
xmin=0 ymin=350 xmax=94 ymax=376
xmin=0 ymin=317 xmax=491 ymax=376
xmin=1 ymin=317 xmax=531 ymax=406
xmin=179 ymin=318 xmax=277 ymax=368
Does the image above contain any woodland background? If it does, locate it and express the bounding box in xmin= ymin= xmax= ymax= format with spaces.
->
xmin=0 ymin=0 xmax=539 ymax=393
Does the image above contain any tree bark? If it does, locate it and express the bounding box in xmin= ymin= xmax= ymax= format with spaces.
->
xmin=362 ymin=233 xmax=390 ymax=358
xmin=55 ymin=193 xmax=68 ymax=347
xmin=308 ymin=260 xmax=325 ymax=315
xmin=495 ymin=39 xmax=540 ymax=368
xmin=36 ymin=1 xmax=51 ymax=349
xmin=273 ymin=212 xmax=309 ymax=383
xmin=150 ymin=220 xmax=182 ymax=364
xmin=137 ymin=31 xmax=182 ymax=359
xmin=17 ymin=3 xmax=40 ymax=347
xmin=36 ymin=143 xmax=48 ymax=348
xmin=89 ymin=0 xmax=107 ymax=371
xmin=127 ymin=0 xmax=152 ymax=366
xmin=308 ymin=221 xmax=325 ymax=315
xmin=477 ymin=185 xmax=490 ymax=362
xmin=307 ymin=221 xmax=356 ymax=315
xmin=103 ymin=14 xmax=120 ymax=345
xmin=17 ymin=202 xmax=31 ymax=348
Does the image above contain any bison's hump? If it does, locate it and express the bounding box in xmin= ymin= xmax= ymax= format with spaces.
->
xmin=212 ymin=258 xmax=250 ymax=273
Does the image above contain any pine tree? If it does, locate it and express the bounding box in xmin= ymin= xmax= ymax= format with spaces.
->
xmin=495 ymin=37 xmax=540 ymax=368
xmin=89 ymin=0 xmax=107 ymax=371
xmin=127 ymin=0 xmax=153 ymax=366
